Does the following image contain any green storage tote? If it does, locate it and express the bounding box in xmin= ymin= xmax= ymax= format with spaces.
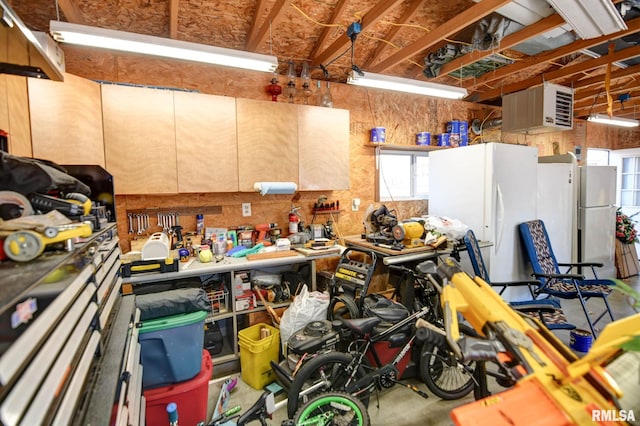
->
xmin=139 ymin=310 xmax=207 ymax=390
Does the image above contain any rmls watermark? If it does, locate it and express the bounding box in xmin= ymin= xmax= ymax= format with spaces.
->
xmin=592 ymin=409 xmax=636 ymax=422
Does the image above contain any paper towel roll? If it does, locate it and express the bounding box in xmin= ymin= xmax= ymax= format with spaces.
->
xmin=253 ymin=182 xmax=298 ymax=195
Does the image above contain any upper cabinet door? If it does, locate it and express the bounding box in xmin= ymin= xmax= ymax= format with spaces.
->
xmin=102 ymin=84 xmax=177 ymax=194
xmin=174 ymin=91 xmax=238 ymax=193
xmin=1 ymin=75 xmax=30 ymax=157
xmin=29 ymin=73 xmax=104 ymax=166
xmin=298 ymin=106 xmax=350 ymax=190
xmin=236 ymin=99 xmax=298 ymax=192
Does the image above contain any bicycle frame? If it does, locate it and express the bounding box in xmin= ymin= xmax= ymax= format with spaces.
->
xmin=340 ymin=305 xmax=431 ymax=393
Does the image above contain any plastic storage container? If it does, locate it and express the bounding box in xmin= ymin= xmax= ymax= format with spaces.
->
xmin=238 ymin=323 xmax=280 ymax=390
xmin=144 ymin=350 xmax=212 ymax=426
xmin=139 ymin=310 xmax=207 ymax=390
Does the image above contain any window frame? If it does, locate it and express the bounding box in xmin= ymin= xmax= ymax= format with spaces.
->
xmin=620 ymin=155 xmax=640 ymax=207
xmin=377 ymin=149 xmax=430 ymax=202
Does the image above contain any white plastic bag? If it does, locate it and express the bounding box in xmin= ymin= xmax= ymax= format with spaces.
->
xmin=279 ymin=284 xmax=330 ymax=351
xmin=424 ymin=215 xmax=469 ymax=241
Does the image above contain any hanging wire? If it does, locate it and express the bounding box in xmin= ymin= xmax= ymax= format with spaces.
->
xmin=587 ymin=88 xmax=604 ymax=117
xmin=55 ymin=0 xmax=60 ymax=21
xmin=290 ymin=3 xmax=341 ymax=28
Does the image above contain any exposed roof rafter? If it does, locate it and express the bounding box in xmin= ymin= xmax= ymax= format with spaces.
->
xmin=311 ymin=0 xmax=404 ymax=67
xmin=368 ymin=0 xmax=511 ymax=73
xmin=246 ymin=0 xmax=288 ymax=51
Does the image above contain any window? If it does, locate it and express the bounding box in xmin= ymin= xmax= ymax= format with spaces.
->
xmin=586 ymin=148 xmax=610 ymax=165
xmin=620 ymin=156 xmax=640 ymax=207
xmin=378 ymin=151 xmax=429 ymax=201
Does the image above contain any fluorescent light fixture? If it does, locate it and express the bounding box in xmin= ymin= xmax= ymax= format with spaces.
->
xmin=587 ymin=113 xmax=639 ymax=127
xmin=546 ymin=0 xmax=627 ymax=40
xmin=49 ymin=20 xmax=278 ymax=73
xmin=347 ymin=71 xmax=467 ymax=100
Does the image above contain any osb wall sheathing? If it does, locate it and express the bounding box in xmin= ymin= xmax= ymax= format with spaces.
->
xmin=60 ymin=47 xmax=640 ymax=257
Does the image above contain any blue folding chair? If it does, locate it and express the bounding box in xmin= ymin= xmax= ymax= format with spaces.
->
xmin=463 ymin=229 xmax=575 ymax=331
xmin=518 ymin=219 xmax=616 ymax=336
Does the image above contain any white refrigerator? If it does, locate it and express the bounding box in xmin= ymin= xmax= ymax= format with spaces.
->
xmin=537 ymin=155 xmax=579 ymax=266
xmin=578 ymin=166 xmax=617 ymax=278
xmin=429 ymin=143 xmax=538 ymax=298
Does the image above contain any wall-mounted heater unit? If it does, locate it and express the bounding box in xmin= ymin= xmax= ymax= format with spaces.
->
xmin=502 ymin=82 xmax=574 ymax=134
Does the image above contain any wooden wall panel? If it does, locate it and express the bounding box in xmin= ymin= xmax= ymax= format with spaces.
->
xmin=57 ymin=48 xmax=640 ymax=253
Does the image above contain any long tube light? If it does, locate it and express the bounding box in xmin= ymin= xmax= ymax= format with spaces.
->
xmin=347 ymin=70 xmax=467 ymax=100
xmin=49 ymin=20 xmax=278 ymax=73
xmin=587 ymin=113 xmax=639 ymax=127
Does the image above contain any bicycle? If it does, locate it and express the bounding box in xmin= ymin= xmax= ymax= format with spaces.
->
xmin=387 ymin=262 xmax=478 ymax=400
xmin=208 ymin=390 xmax=370 ymax=426
xmin=278 ymin=260 xmax=477 ymax=417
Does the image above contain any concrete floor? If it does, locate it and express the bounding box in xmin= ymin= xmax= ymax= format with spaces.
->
xmin=205 ymin=274 xmax=640 ymax=426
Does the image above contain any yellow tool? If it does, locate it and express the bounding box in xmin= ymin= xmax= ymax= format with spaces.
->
xmin=392 ymin=221 xmax=425 ymax=248
xmin=431 ymin=258 xmax=640 ymax=426
xmin=2 ymin=222 xmax=93 ymax=262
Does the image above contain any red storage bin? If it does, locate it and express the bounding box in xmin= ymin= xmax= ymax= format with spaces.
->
xmin=144 ymin=350 xmax=212 ymax=426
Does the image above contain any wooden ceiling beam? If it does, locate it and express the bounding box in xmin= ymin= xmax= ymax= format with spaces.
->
xmin=246 ymin=0 xmax=288 ymax=51
xmin=574 ymin=95 xmax=640 ymax=117
xmin=311 ymin=0 xmax=404 ymax=67
xmin=308 ymin=0 xmax=349 ymax=60
xmin=169 ymin=0 xmax=179 ymax=39
xmin=469 ymin=44 xmax=640 ymax=103
xmin=368 ymin=0 xmax=511 ymax=73
xmin=432 ymin=13 xmax=565 ymax=80
xmin=362 ymin=0 xmax=423 ymax=69
xmin=570 ymin=63 xmax=640 ymax=90
xmin=464 ymin=16 xmax=640 ymax=91
xmin=574 ymin=84 xmax=640 ymax=110
xmin=246 ymin=0 xmax=269 ymax=51
xmin=56 ymin=0 xmax=85 ymax=24
xmin=574 ymin=72 xmax=640 ymax=99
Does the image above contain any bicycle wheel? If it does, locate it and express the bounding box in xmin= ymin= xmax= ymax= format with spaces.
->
xmin=419 ymin=324 xmax=476 ymax=400
xmin=286 ymin=352 xmax=369 ymax=418
xmin=293 ymin=391 xmax=370 ymax=426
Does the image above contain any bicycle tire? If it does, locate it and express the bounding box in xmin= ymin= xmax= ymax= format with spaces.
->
xmin=419 ymin=323 xmax=476 ymax=400
xmin=286 ymin=352 xmax=369 ymax=418
xmin=293 ymin=391 xmax=370 ymax=426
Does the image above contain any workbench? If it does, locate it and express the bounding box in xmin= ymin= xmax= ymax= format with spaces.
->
xmin=342 ymin=235 xmax=493 ymax=294
xmin=121 ymin=248 xmax=343 ymax=377
xmin=342 ymin=235 xmax=450 ymax=265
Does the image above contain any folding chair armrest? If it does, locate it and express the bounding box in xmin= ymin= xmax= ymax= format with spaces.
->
xmin=492 ymin=280 xmax=541 ymax=287
xmin=533 ymin=272 xmax=584 ymax=280
xmin=512 ymin=304 xmax=557 ymax=313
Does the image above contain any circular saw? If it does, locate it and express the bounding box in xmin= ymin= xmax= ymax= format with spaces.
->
xmin=363 ymin=205 xmax=398 ymax=243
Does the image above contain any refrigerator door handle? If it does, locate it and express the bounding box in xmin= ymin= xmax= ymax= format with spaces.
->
xmin=495 ymin=183 xmax=505 ymax=253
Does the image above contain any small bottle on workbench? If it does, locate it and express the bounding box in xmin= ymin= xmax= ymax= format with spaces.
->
xmin=196 ymin=214 xmax=204 ymax=237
